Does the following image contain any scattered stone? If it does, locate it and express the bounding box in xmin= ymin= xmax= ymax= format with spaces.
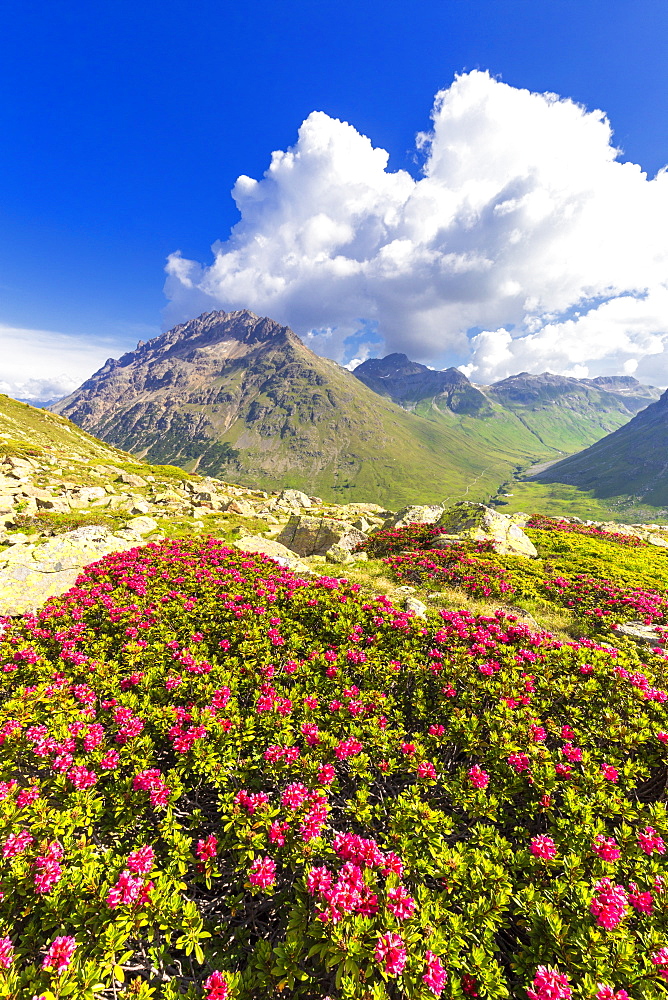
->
xmin=0 ymin=526 xmax=139 ymax=616
xmin=352 ymin=517 xmax=372 ymax=532
xmin=277 ymin=489 xmax=312 ymax=509
xmin=612 ymin=621 xmax=668 ymax=648
xmin=395 ymin=586 xmax=416 ymax=594
xmin=6 ymin=533 xmax=30 ymax=545
xmin=128 ymin=500 xmax=151 ymax=515
xmin=435 ymin=502 xmax=538 ymax=558
xmin=116 ymin=472 xmax=148 ymax=488
xmin=225 ymin=499 xmax=256 ymax=516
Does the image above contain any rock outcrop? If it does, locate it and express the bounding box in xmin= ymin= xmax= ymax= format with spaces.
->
xmin=0 ymin=526 xmax=145 ymax=616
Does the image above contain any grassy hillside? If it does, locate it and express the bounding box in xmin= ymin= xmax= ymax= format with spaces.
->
xmin=535 ymin=390 xmax=668 ymax=509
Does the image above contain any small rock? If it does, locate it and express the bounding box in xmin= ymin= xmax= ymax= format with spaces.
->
xmin=128 ymin=500 xmax=151 ymax=515
xmin=116 ymin=472 xmax=148 ymax=488
xmin=436 ymin=502 xmax=538 ymax=558
xmin=395 ymin=585 xmax=416 ymax=594
xmin=405 ymin=597 xmax=428 ymax=618
xmin=277 ymin=489 xmax=312 ymax=509
xmin=277 ymin=515 xmax=367 ymax=558
xmin=126 ymin=516 xmax=159 ymax=536
xmin=225 ymin=499 xmax=256 ymax=516
xmin=613 ymin=621 xmax=668 ymax=648
xmin=6 ymin=533 xmax=30 ymax=545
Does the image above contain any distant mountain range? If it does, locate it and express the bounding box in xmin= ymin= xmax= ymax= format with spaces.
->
xmin=51 ymin=310 xmax=661 ymax=506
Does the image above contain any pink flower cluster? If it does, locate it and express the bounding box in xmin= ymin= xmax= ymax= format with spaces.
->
xmin=375 ymin=932 xmax=407 ymax=976
xmin=248 ymin=855 xmax=277 ymax=889
xmin=132 ymin=768 xmax=170 ymax=808
xmin=590 ymin=879 xmax=628 ymax=929
xmin=204 ymin=970 xmax=229 ymax=999
xmin=527 ymin=966 xmax=572 ymax=1000
xmin=530 ymin=836 xmax=557 ymax=860
xmin=106 ymin=867 xmax=153 ymax=908
xmin=42 ymin=935 xmax=76 ymax=972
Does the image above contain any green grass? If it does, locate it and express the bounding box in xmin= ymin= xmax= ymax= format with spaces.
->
xmin=491 ymin=478 xmax=668 ymax=524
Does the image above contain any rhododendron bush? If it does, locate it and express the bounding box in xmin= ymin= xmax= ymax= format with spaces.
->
xmin=0 ymin=537 xmax=667 ymax=998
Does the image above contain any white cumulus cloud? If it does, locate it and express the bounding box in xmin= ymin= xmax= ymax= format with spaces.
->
xmin=164 ymin=70 xmax=668 ymax=384
xmin=0 ymin=325 xmax=135 ymax=403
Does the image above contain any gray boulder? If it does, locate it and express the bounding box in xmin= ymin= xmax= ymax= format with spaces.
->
xmin=232 ymin=535 xmax=313 ymax=575
xmin=434 ymin=502 xmax=538 ymax=558
xmin=277 ymin=515 xmax=367 ymax=559
xmin=382 ymin=505 xmax=444 ymax=529
xmin=613 ymin=620 xmax=668 ymax=648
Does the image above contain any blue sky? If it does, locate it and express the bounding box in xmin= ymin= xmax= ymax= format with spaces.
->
xmin=1 ymin=0 xmax=668 ymax=398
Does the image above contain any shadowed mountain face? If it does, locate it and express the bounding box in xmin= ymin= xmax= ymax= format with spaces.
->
xmin=353 ymin=354 xmax=491 ymax=414
xmin=535 ymin=389 xmax=668 ymax=506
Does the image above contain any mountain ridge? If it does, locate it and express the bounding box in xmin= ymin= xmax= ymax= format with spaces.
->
xmin=52 ymin=309 xmax=662 ymax=507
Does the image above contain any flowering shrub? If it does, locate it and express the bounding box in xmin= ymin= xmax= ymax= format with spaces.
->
xmin=0 ymin=537 xmax=667 ymax=997
xmin=361 ymin=524 xmax=454 ymax=557
xmin=526 ymin=516 xmax=647 ymax=548
xmin=384 ymin=546 xmax=515 ymax=599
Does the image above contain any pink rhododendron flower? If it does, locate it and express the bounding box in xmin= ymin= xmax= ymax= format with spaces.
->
xmin=126 ymin=845 xmax=155 ymax=874
xmin=422 ymin=951 xmax=447 ymax=995
xmin=33 ymin=856 xmax=63 ymax=893
xmin=196 ymin=835 xmax=218 ymax=862
xmin=99 ymin=749 xmax=120 ymax=770
xmin=638 ymin=826 xmax=665 ymax=855
xmin=106 ymin=869 xmax=153 ymax=908
xmin=601 ymin=763 xmax=619 ymax=782
xmin=68 ymin=765 xmax=98 ymax=789
xmin=595 ymin=987 xmax=629 ymax=1000
xmin=387 ymin=885 xmax=416 ymax=919
xmin=590 ymin=879 xmax=628 ymax=929
xmin=318 ymin=763 xmax=336 ymax=784
xmin=281 ymin=782 xmax=309 ymax=809
xmin=249 ymin=855 xmax=276 ymax=889
xmin=2 ymin=828 xmax=33 ymax=858
xmin=334 ymin=738 xmax=363 ymax=760
xmin=42 ymin=935 xmax=76 ymax=972
xmin=0 ymin=937 xmax=14 ymax=969
xmin=462 ymin=974 xmax=479 ymax=996
xmin=592 ymin=835 xmax=621 ymax=861
xmin=527 ymin=966 xmax=572 ymax=1000
xmin=417 ymin=761 xmax=437 ymax=779
xmin=628 ymin=882 xmax=653 ymax=914
xmin=530 ymin=835 xmax=557 ymax=860
xmin=203 ymin=970 xmax=229 ymax=999
xmin=375 ymin=932 xmax=407 ymax=976
xmin=16 ymin=785 xmax=40 ymax=808
xmin=468 ymin=765 xmax=489 ymax=789
xmin=508 ymin=752 xmax=531 ymax=774
xmin=269 ymin=821 xmax=290 ymax=845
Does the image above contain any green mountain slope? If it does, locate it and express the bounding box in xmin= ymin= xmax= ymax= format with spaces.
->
xmin=535 ymin=389 xmax=668 ymax=508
